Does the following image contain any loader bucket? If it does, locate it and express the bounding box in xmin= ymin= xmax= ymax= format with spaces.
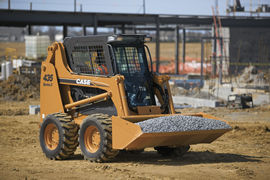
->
xmin=112 ymin=113 xmax=231 ymax=150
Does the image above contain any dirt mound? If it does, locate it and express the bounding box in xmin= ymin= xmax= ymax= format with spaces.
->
xmin=171 ymin=85 xmax=219 ymax=101
xmin=0 ymin=108 xmax=28 ymax=116
xmin=238 ymin=66 xmax=269 ymax=87
xmin=0 ymin=74 xmax=39 ymax=101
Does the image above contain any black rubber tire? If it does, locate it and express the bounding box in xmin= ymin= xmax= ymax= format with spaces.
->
xmin=40 ymin=113 xmax=79 ymax=160
xmin=154 ymin=145 xmax=190 ymax=157
xmin=79 ymin=113 xmax=119 ymax=162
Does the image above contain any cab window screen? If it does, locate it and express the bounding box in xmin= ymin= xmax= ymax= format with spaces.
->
xmin=70 ymin=45 xmax=108 ymax=75
xmin=113 ymin=46 xmax=147 ymax=75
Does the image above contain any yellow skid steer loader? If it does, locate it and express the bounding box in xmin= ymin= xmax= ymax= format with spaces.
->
xmin=39 ymin=35 xmax=231 ymax=162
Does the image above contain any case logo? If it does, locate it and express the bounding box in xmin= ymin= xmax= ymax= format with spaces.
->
xmin=76 ymin=79 xmax=91 ymax=85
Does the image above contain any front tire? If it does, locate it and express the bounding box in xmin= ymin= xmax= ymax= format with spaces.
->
xmin=79 ymin=114 xmax=119 ymax=162
xmin=40 ymin=113 xmax=79 ymax=160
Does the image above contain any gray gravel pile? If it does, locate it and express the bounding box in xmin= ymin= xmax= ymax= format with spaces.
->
xmin=136 ymin=115 xmax=231 ymax=133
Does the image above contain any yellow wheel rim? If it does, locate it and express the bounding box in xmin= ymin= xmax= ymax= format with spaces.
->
xmin=84 ymin=126 xmax=101 ymax=153
xmin=44 ymin=123 xmax=59 ymax=150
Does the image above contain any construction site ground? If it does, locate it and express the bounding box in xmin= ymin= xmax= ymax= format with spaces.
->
xmin=0 ymin=100 xmax=269 ymax=180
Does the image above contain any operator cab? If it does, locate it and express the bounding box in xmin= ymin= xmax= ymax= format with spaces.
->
xmin=64 ymin=35 xmax=168 ymax=114
xmin=108 ymin=35 xmax=157 ymax=111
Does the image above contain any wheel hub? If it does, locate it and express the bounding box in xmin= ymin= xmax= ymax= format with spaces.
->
xmin=84 ymin=126 xmax=101 ymax=153
xmin=44 ymin=123 xmax=59 ymax=150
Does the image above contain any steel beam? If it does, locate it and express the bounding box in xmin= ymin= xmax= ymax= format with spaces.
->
xmin=0 ymin=10 xmax=269 ymax=28
xmin=121 ymin=26 xmax=212 ymax=31
xmin=83 ymin=25 xmax=87 ymax=36
xmin=219 ymin=40 xmax=223 ymax=84
xmin=201 ymin=36 xmax=223 ymax=84
xmin=93 ymin=15 xmax=98 ymax=35
xmin=155 ymin=18 xmax=160 ymax=73
xmin=133 ymin=27 xmax=137 ymax=34
xmin=201 ymin=39 xmax=204 ymax=86
xmin=74 ymin=0 xmax=76 ymax=12
xmin=121 ymin=24 xmax=125 ymax=34
xmin=175 ymin=25 xmax=180 ymax=74
xmin=63 ymin=25 xmax=68 ymax=38
xmin=213 ymin=31 xmax=217 ymax=76
xmin=182 ymin=28 xmax=186 ymax=65
xmin=27 ymin=25 xmax=32 ymax=35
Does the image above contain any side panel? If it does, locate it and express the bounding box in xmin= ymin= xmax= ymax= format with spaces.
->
xmin=112 ymin=116 xmax=143 ymax=150
xmin=54 ymin=42 xmax=127 ymax=117
xmin=153 ymin=74 xmax=175 ymax=114
xmin=40 ymin=62 xmax=65 ymax=123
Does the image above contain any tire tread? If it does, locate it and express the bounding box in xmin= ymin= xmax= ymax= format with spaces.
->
xmin=81 ymin=113 xmax=119 ymax=163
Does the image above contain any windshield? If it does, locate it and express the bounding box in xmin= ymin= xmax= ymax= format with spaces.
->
xmin=113 ymin=46 xmax=149 ymax=76
xmin=111 ymin=45 xmax=156 ymax=108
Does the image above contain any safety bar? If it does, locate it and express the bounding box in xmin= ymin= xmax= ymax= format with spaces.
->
xmin=65 ymin=92 xmax=111 ymax=109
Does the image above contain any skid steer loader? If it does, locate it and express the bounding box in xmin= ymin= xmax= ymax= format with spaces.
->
xmin=39 ymin=35 xmax=231 ymax=162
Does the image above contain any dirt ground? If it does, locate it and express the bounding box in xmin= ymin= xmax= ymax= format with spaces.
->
xmin=0 ymin=100 xmax=270 ymax=180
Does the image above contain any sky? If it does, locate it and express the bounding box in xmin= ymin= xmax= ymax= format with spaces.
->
xmin=0 ymin=0 xmax=269 ymax=16
xmin=0 ymin=0 xmax=229 ymax=15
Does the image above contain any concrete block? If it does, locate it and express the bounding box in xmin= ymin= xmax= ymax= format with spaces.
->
xmin=173 ymin=96 xmax=221 ymax=108
xmin=29 ymin=105 xmax=40 ymax=115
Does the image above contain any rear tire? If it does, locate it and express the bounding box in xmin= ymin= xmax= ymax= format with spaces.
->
xmin=79 ymin=113 xmax=119 ymax=162
xmin=155 ymin=145 xmax=190 ymax=157
xmin=40 ymin=113 xmax=79 ymax=160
